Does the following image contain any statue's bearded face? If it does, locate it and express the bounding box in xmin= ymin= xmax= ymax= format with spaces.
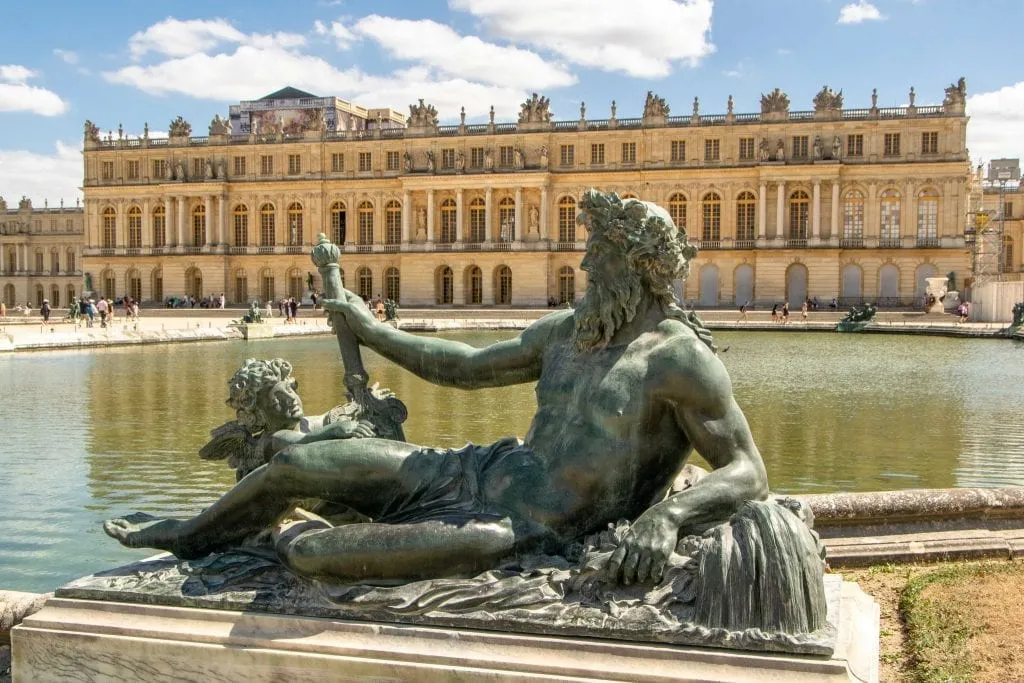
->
xmin=573 ymin=238 xmax=646 ymax=353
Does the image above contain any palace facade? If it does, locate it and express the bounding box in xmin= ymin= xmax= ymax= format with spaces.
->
xmin=80 ymin=82 xmax=972 ymax=308
xmin=0 ymin=197 xmax=85 ymax=309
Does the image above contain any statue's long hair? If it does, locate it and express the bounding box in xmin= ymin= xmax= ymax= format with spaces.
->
xmin=226 ymin=358 xmax=294 ymax=433
xmin=577 ymin=189 xmax=716 ymax=351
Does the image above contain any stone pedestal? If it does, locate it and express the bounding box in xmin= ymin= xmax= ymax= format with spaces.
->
xmin=12 ymin=579 xmax=878 ymax=682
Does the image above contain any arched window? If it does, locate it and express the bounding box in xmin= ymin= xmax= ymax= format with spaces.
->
xmin=66 ymin=285 xmax=76 ymax=306
xmin=65 ymin=248 xmax=75 ymax=273
xmin=880 ymin=190 xmax=901 ymax=244
xmin=785 ymin=263 xmax=808 ymax=304
xmin=358 ymin=201 xmax=374 ymax=245
xmin=439 ymin=198 xmax=456 ymax=244
xmin=385 ymin=267 xmax=400 ymax=302
xmin=917 ymin=189 xmax=939 ymax=243
xmin=287 ymin=202 xmax=303 ymax=246
xmin=701 ymin=192 xmax=721 ymax=242
xmin=260 ymin=203 xmax=276 ymax=246
xmin=151 ymin=268 xmax=163 ymax=303
xmin=878 ymin=264 xmax=899 ymax=303
xmin=3 ymin=284 xmax=14 ymax=307
xmin=356 ymin=266 xmax=373 ymax=300
xmin=34 ymin=284 xmax=44 ymax=308
xmin=698 ymin=264 xmax=719 ymax=306
xmin=127 ymin=206 xmax=142 ymax=248
xmin=234 ymin=268 xmax=248 ymax=304
xmin=496 ymin=265 xmax=512 ymax=305
xmin=467 ymin=266 xmax=483 ymax=304
xmin=558 ymin=197 xmax=576 ymax=243
xmin=842 ymin=191 xmax=865 ymax=241
xmin=184 ymin=267 xmax=202 ymax=299
xmin=49 ymin=248 xmax=59 ymax=275
xmin=34 ymin=249 xmax=43 ymax=273
xmin=498 ymin=197 xmax=515 ymax=242
xmin=840 ymin=264 xmax=863 ymax=302
xmin=668 ymin=193 xmax=687 ymax=230
xmin=437 ymin=266 xmax=453 ymax=304
xmin=102 ymin=207 xmax=116 ymax=248
xmin=330 ymin=201 xmax=346 ymax=245
xmin=558 ymin=266 xmax=575 ymax=304
xmin=259 ymin=268 xmax=275 ymax=303
xmin=152 ymin=205 xmax=166 ymax=248
xmin=469 ymin=198 xmax=486 ymax=243
xmin=733 ymin=264 xmax=754 ymax=305
xmin=385 ymin=201 xmax=402 ymax=245
xmin=101 ymin=269 xmax=116 ymax=300
xmin=126 ymin=269 xmax=142 ymax=302
xmin=789 ymin=190 xmax=809 ymax=240
xmin=50 ymin=285 xmax=60 ymax=308
xmin=735 ymin=191 xmax=756 ymax=242
xmin=192 ymin=204 xmax=206 ymax=247
xmin=287 ymin=267 xmax=303 ymax=299
xmin=233 ymin=204 xmax=249 ymax=246
xmin=1004 ymin=235 xmax=1015 ymax=272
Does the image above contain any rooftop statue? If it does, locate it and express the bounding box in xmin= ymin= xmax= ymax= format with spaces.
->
xmin=518 ymin=92 xmax=552 ymax=124
xmin=83 ymin=120 xmax=101 ymax=144
xmin=760 ymin=88 xmax=790 ymax=115
xmin=944 ymin=77 xmax=967 ymax=106
xmin=812 ymin=84 xmax=843 ymax=112
xmin=407 ymin=99 xmax=439 ymax=128
xmin=208 ymin=114 xmax=231 ymax=136
xmin=168 ymin=115 xmax=192 ymax=138
xmin=642 ymin=91 xmax=670 ymax=119
xmin=101 ymin=191 xmax=829 ymax=653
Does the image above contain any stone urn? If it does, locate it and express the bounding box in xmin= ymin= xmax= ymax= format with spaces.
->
xmin=924 ymin=277 xmax=949 ymax=314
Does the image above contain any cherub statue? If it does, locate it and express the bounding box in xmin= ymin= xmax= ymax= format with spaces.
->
xmin=199 ymin=358 xmax=374 ymax=481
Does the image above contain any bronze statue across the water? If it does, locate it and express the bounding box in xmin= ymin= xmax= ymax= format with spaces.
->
xmin=101 ymin=190 xmax=829 ymax=653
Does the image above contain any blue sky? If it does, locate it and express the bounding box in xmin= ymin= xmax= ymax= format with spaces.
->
xmin=1 ymin=0 xmax=1022 ymax=205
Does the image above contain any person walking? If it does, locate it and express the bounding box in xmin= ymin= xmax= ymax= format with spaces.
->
xmin=288 ymin=297 xmax=298 ymax=322
xmin=265 ymin=299 xmax=273 ymax=319
xmin=781 ymin=300 xmax=790 ymax=324
xmin=737 ymin=300 xmax=749 ymax=323
xmin=0 ymin=301 xmax=6 ymax=319
xmin=800 ymin=300 xmax=808 ymax=323
xmin=770 ymin=303 xmax=778 ymax=323
xmin=96 ymin=297 xmax=108 ymax=327
xmin=41 ymin=299 xmax=51 ymax=323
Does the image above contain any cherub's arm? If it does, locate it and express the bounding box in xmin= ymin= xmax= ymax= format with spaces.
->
xmin=269 ymin=418 xmax=375 ymax=453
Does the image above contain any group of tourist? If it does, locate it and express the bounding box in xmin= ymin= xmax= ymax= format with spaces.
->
xmin=368 ymin=295 xmax=399 ymax=322
xmin=164 ymin=294 xmax=226 ymax=309
xmin=265 ymin=297 xmax=302 ymax=323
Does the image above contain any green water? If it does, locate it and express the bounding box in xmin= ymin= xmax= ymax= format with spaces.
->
xmin=2 ymin=330 xmax=1023 ymax=593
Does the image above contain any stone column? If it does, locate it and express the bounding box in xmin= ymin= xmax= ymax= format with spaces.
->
xmin=758 ymin=183 xmax=767 ymax=239
xmin=830 ymin=181 xmax=840 ymax=239
xmin=482 ymin=266 xmax=494 ymax=305
xmin=514 ymin=187 xmax=523 ymax=242
xmin=219 ymin=195 xmax=227 ymax=246
xmin=812 ymin=181 xmax=821 ymax=239
xmin=453 ymin=268 xmax=465 ymax=305
xmin=374 ymin=192 xmax=384 ymax=244
xmin=485 ymin=187 xmax=493 ymax=242
xmin=455 ymin=189 xmax=464 ymax=242
xmin=540 ymin=187 xmax=549 ymax=241
xmin=177 ymin=196 xmax=187 ymax=247
xmin=402 ymin=190 xmax=411 ymax=243
xmin=426 ymin=190 xmax=435 ymax=243
xmin=775 ymin=182 xmax=785 ymax=239
xmin=204 ymin=195 xmax=214 ymax=246
xmin=142 ymin=200 xmax=151 ymax=248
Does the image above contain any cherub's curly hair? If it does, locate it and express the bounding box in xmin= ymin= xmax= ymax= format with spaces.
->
xmin=226 ymin=358 xmax=294 ymax=432
xmin=577 ymin=189 xmax=715 ymax=350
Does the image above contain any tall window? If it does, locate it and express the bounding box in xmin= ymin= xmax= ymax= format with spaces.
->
xmin=65 ymin=249 xmax=75 ymax=273
xmin=1004 ymin=236 xmax=1015 ymax=272
xmin=101 ymin=161 xmax=114 ymax=181
xmin=357 ymin=267 xmax=373 ymax=300
xmin=621 ymin=142 xmax=636 ymax=164
xmin=496 ymin=266 xmax=512 ymax=305
xmin=842 ymin=191 xmax=865 ymax=239
xmin=127 ymin=270 xmax=142 ymax=302
xmin=287 ymin=154 xmax=301 ymax=175
xmin=739 ymin=138 xmax=755 ymax=160
xmin=331 ymin=153 xmax=344 ymax=173
xmin=331 ymin=202 xmax=346 ymax=244
xmin=498 ymin=197 xmax=515 ymax=242
xmin=102 ymin=207 xmax=116 ymax=248
xmin=49 ymin=250 xmax=59 ymax=275
xmin=387 ymin=151 xmax=401 ymax=171
xmin=233 ymin=204 xmax=249 ymax=246
xmin=558 ymin=266 xmax=575 ymax=304
xmin=152 ymin=159 xmax=167 ymax=180
xmin=468 ymin=266 xmax=483 ymax=304
xmin=234 ymin=269 xmax=248 ymax=304
xmin=260 ymin=203 xmax=276 ymax=246
xmin=917 ymin=189 xmax=938 ymax=241
xmin=437 ymin=266 xmax=453 ymax=304
xmin=921 ymin=132 xmax=938 ymax=155
xmin=192 ymin=205 xmax=206 ymax=246
xmin=127 ymin=206 xmax=142 ymax=248
xmin=192 ymin=159 xmax=204 ymax=178
xmin=153 ymin=206 xmax=166 ymax=248
xmin=441 ymin=149 xmax=455 ymax=170
xmin=34 ymin=251 xmax=43 ymax=273
xmin=288 ymin=269 xmax=303 ymax=300
xmin=233 ymin=156 xmax=246 ymax=176
xmin=670 ymin=140 xmax=686 ymax=162
xmin=358 ymin=201 xmax=374 ymax=244
xmin=560 ymin=144 xmax=575 ymax=167
xmin=102 ymin=270 xmax=116 ymax=300
xmin=704 ymin=139 xmax=720 ymax=162
xmin=358 ymin=152 xmax=372 ymax=172
xmin=260 ymin=270 xmax=275 ymax=303
xmin=789 ymin=190 xmax=809 ymax=239
xmin=792 ymin=136 xmax=809 ymax=159
xmin=126 ymin=160 xmax=140 ymax=180
xmin=470 ymin=147 xmax=484 ymax=169
xmin=287 ymin=203 xmax=303 ymax=246
xmin=736 ymin=191 xmax=756 ymax=241
xmin=884 ymin=133 xmax=901 ymax=157
xmin=558 ymin=197 xmax=576 ymax=242
xmin=385 ymin=201 xmax=402 ymax=245
xmin=439 ymin=198 xmax=456 ymax=243
xmin=590 ymin=144 xmax=605 ymax=165
xmin=701 ymin=192 xmax=721 ymax=241
xmin=469 ymin=198 xmax=486 ymax=242
xmin=385 ymin=267 xmax=401 ymax=302
xmin=880 ymin=190 xmax=901 ymax=242
xmin=260 ymin=155 xmax=273 ymax=175
xmin=668 ymin=193 xmax=687 ymax=230
xmin=847 ymin=134 xmax=863 ymax=157
xmin=499 ymin=146 xmax=515 ymax=167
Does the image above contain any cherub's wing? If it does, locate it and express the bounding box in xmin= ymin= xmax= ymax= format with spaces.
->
xmin=199 ymin=421 xmax=261 ymax=472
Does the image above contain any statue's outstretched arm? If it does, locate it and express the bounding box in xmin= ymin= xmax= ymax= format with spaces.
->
xmin=324 ymin=298 xmax=565 ymax=389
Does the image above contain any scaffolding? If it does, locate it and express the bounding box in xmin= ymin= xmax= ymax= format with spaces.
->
xmin=967 ymin=159 xmax=1020 ymax=289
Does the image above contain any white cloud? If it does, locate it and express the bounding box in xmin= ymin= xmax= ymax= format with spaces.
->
xmin=127 ymin=18 xmax=304 ymax=60
xmin=448 ymin=0 xmax=714 ymax=78
xmin=354 ymin=15 xmax=575 ymax=89
xmin=837 ymin=1 xmax=884 ymax=24
xmin=53 ymin=49 xmax=79 ymax=65
xmin=0 ymin=141 xmax=81 ymax=206
xmin=0 ymin=65 xmax=68 ymax=116
xmin=314 ymin=19 xmax=357 ymax=49
xmin=777 ymin=48 xmax=792 ymax=56
xmin=967 ymin=82 xmax=1024 ymax=165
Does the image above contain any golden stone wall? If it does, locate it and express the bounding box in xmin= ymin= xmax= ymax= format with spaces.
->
xmin=0 ymin=202 xmax=85 ymax=308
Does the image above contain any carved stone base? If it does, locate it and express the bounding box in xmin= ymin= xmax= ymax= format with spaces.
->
xmin=13 ymin=582 xmax=878 ymax=682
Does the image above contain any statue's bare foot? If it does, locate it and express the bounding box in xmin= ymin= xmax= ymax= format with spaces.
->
xmin=103 ymin=512 xmax=186 ymax=553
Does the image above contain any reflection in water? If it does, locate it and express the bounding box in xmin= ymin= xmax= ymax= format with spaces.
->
xmin=1 ymin=331 xmax=1023 ymax=592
